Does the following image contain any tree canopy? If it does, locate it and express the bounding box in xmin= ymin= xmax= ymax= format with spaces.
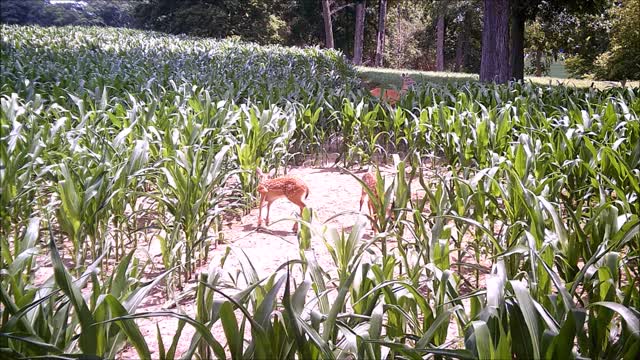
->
xmin=1 ymin=0 xmax=637 ymax=80
xmin=0 ymin=0 xmax=135 ymax=27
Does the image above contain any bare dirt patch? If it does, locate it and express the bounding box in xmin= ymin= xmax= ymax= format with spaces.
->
xmin=30 ymin=163 xmax=487 ymax=358
xmin=117 ymin=166 xmax=398 ymax=358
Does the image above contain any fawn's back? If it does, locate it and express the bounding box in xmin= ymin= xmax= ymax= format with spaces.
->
xmin=361 ymin=172 xmax=378 ymax=197
xmin=258 ymin=176 xmax=309 ymax=201
xmin=369 ymin=74 xmax=415 ymax=105
xmin=256 ymin=168 xmax=309 ymax=231
xmin=370 ymin=88 xmax=401 ymax=103
xmin=359 ymin=171 xmax=394 ymax=233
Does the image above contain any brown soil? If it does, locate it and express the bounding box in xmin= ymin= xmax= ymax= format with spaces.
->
xmin=118 ymin=165 xmax=399 ymax=358
xmin=31 ymin=163 xmax=489 ymax=358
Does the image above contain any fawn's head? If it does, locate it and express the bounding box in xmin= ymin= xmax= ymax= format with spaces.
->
xmin=401 ymin=73 xmax=416 ymax=89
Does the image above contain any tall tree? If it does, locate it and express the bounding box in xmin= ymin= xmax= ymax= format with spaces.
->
xmin=508 ymin=0 xmax=605 ymax=80
xmin=374 ymin=0 xmax=388 ymax=66
xmin=480 ymin=0 xmax=510 ymax=83
xmin=322 ymin=0 xmax=335 ymax=48
xmin=510 ymin=0 xmax=527 ymax=80
xmin=431 ymin=0 xmax=450 ymax=71
xmin=436 ymin=14 xmax=445 ymax=71
xmin=442 ymin=0 xmax=482 ymax=73
xmin=322 ymin=1 xmax=360 ymax=50
xmin=454 ymin=8 xmax=469 ymax=71
xmin=353 ymin=0 xmax=366 ymax=64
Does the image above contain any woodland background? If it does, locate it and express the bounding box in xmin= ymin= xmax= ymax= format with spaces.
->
xmin=1 ymin=0 xmax=639 ymax=80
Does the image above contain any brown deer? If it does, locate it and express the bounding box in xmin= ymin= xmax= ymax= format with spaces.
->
xmin=359 ymin=170 xmax=392 ymax=233
xmin=256 ymin=168 xmax=309 ymax=232
xmin=369 ymin=73 xmax=415 ymax=105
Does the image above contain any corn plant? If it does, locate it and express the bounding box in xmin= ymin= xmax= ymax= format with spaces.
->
xmin=2 ymin=23 xmax=640 ymax=359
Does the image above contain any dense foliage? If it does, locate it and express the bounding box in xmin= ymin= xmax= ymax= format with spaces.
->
xmin=133 ymin=0 xmax=295 ymax=45
xmin=0 ymin=25 xmax=358 ymax=105
xmin=1 ymin=25 xmax=639 ymax=359
xmin=0 ymin=0 xmax=135 ymax=28
xmin=2 ymin=0 xmax=638 ymax=80
xmin=593 ymin=0 xmax=640 ymax=80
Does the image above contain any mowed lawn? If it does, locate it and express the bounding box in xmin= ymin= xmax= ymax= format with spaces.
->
xmin=358 ymin=65 xmax=639 ymax=89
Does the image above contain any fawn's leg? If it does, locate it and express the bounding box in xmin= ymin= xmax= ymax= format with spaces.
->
xmin=290 ymin=196 xmax=307 ymax=231
xmin=257 ymin=193 xmax=265 ymax=227
xmin=368 ymin=199 xmax=378 ymax=233
xmin=265 ymin=201 xmax=272 ymax=226
xmin=359 ymin=190 xmax=366 ymax=211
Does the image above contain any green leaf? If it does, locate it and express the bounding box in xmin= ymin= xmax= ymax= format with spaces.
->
xmin=0 ymin=332 xmax=62 ymax=354
xmin=156 ymin=323 xmax=166 ymax=360
xmin=416 ymin=305 xmax=461 ymax=348
xmin=101 ymin=295 xmax=151 ymax=360
xmin=471 ymin=320 xmax=494 ymax=360
xmin=49 ymin=236 xmax=97 ymax=356
xmin=510 ymin=280 xmax=540 ymax=360
xmin=110 ymin=250 xmax=134 ymax=299
xmin=165 ymin=319 xmax=186 ymax=360
xmin=7 ymin=248 xmax=38 ymax=277
xmin=219 ymin=301 xmax=243 ymax=360
xmin=590 ymin=302 xmax=640 ymax=338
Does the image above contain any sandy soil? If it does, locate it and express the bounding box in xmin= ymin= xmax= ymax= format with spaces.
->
xmin=30 ymin=163 xmax=486 ymax=358
xmin=116 ymin=165 xmax=403 ymax=358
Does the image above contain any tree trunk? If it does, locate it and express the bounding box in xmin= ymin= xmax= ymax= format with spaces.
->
xmin=510 ymin=5 xmax=525 ymax=80
xmin=454 ymin=12 xmax=467 ymax=71
xmin=436 ymin=15 xmax=445 ymax=71
xmin=480 ymin=0 xmax=510 ymax=83
xmin=322 ymin=0 xmax=334 ymax=49
xmin=375 ymin=0 xmax=387 ymax=67
xmin=354 ymin=0 xmax=366 ymax=65
xmin=534 ymin=50 xmax=543 ymax=76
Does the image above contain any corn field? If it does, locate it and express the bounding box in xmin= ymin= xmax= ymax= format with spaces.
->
xmin=1 ymin=25 xmax=639 ymax=359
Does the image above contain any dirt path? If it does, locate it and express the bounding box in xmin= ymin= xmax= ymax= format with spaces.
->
xmin=27 ymin=162 xmax=488 ymax=357
xmin=220 ymin=166 xmax=374 ymax=273
xmin=119 ymin=166 xmax=396 ymax=358
xmin=31 ymin=163 xmax=471 ymax=358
